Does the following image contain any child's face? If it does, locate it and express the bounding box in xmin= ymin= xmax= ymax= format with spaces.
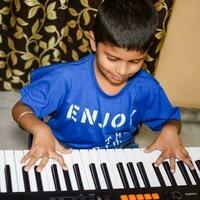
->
xmin=94 ymin=42 xmax=146 ymax=86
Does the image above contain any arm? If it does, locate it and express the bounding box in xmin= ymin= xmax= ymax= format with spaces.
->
xmin=12 ymin=100 xmax=71 ymax=172
xmin=144 ymin=120 xmax=194 ymax=173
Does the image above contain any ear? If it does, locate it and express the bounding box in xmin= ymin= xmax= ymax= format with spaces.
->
xmin=89 ymin=31 xmax=96 ymax=52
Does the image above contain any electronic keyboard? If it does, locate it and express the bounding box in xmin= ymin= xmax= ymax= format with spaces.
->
xmin=0 ymin=147 xmax=199 ymax=200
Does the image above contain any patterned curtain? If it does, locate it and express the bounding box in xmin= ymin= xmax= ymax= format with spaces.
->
xmin=0 ymin=0 xmax=173 ymax=91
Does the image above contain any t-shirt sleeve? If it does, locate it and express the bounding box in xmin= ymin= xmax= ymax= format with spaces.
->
xmin=141 ymin=84 xmax=181 ymax=131
xmin=20 ymin=70 xmax=67 ymax=119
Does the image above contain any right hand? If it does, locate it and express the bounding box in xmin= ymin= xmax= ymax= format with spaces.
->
xmin=20 ymin=124 xmax=72 ymax=172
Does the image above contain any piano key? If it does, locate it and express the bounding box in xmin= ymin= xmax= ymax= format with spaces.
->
xmin=123 ymin=149 xmax=145 ymax=188
xmin=53 ymin=158 xmax=67 ymax=191
xmin=190 ymin=168 xmax=200 ymax=185
xmin=106 ymin=149 xmax=124 ymax=188
xmin=14 ymin=151 xmax=25 ymax=192
xmin=163 ymin=161 xmax=177 ymax=186
xmin=136 ymin=162 xmax=151 ymax=187
xmin=23 ymin=150 xmax=38 ymax=192
xmin=79 ymin=150 xmax=95 ymax=190
xmin=187 ymin=147 xmax=200 ymax=178
xmin=89 ymin=163 xmax=101 ymax=190
xmin=44 ymin=158 xmax=56 ymax=191
xmin=98 ymin=149 xmax=118 ymax=189
xmin=22 ymin=166 xmax=30 ymax=192
xmin=51 ymin=164 xmax=61 ymax=191
xmin=137 ymin=149 xmax=160 ymax=187
xmin=34 ymin=166 xmax=43 ymax=192
xmin=5 ymin=165 xmax=12 ymax=192
xmin=116 ymin=162 xmax=129 ymax=188
xmin=177 ymin=160 xmax=192 ymax=185
xmin=63 ymin=153 xmax=78 ymax=191
xmin=150 ymin=150 xmax=172 ymax=187
xmin=71 ymin=150 xmax=89 ymax=190
xmin=73 ymin=163 xmax=84 ymax=190
xmin=114 ymin=149 xmax=134 ymax=188
xmin=126 ymin=162 xmax=140 ymax=188
xmin=4 ymin=150 xmax=18 ymax=192
xmin=182 ymin=162 xmax=196 ymax=185
xmin=0 ymin=150 xmax=7 ymax=192
xmin=152 ymin=164 xmax=166 ymax=186
xmin=63 ymin=169 xmax=73 ymax=191
xmin=35 ymin=159 xmax=49 ymax=192
xmin=88 ymin=149 xmax=107 ymax=189
xmin=100 ymin=163 xmax=113 ymax=189
xmin=195 ymin=160 xmax=200 ymax=171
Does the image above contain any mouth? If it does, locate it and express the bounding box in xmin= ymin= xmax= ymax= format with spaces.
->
xmin=111 ymin=75 xmax=126 ymax=81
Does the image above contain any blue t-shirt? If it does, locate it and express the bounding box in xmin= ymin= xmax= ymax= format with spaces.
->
xmin=20 ymin=54 xmax=180 ymax=149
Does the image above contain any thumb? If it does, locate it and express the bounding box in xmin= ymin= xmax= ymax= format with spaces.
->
xmin=56 ymin=142 xmax=72 ymax=154
xmin=144 ymin=142 xmax=157 ymax=153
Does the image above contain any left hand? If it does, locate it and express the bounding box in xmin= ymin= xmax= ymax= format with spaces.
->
xmin=144 ymin=127 xmax=194 ymax=173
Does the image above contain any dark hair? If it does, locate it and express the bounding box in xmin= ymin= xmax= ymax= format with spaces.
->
xmin=93 ymin=0 xmax=158 ymax=52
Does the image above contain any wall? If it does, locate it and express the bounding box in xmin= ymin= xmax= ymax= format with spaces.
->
xmin=155 ymin=0 xmax=200 ymax=108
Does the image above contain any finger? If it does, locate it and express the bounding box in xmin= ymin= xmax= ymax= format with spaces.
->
xmin=154 ymin=152 xmax=167 ymax=167
xmin=57 ymin=144 xmax=72 ymax=154
xmin=36 ymin=157 xmax=49 ymax=172
xmin=50 ymin=151 xmax=68 ymax=171
xmin=144 ymin=142 xmax=157 ymax=153
xmin=20 ymin=150 xmax=33 ymax=164
xmin=24 ymin=156 xmax=38 ymax=171
xmin=181 ymin=155 xmax=195 ymax=170
xmin=169 ymin=155 xmax=176 ymax=173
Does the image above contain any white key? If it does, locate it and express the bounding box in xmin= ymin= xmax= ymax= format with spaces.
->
xmin=139 ymin=149 xmax=161 ymax=187
xmin=98 ymin=149 xmax=118 ymax=189
xmin=0 ymin=150 xmax=7 ymax=192
xmin=114 ymin=149 xmax=134 ymax=188
xmin=123 ymin=149 xmax=145 ymax=188
xmin=5 ymin=150 xmax=18 ymax=192
xmin=71 ymin=150 xmax=89 ymax=190
xmin=35 ymin=159 xmax=49 ymax=191
xmin=23 ymin=150 xmax=38 ymax=192
xmin=53 ymin=159 xmax=67 ymax=191
xmin=88 ymin=149 xmax=107 ymax=189
xmin=188 ymin=147 xmax=200 ymax=179
xmin=79 ymin=150 xmax=95 ymax=190
xmin=44 ymin=158 xmax=56 ymax=191
xmin=106 ymin=149 xmax=124 ymax=188
xmin=63 ymin=152 xmax=78 ymax=191
xmin=150 ymin=150 xmax=171 ymax=186
xmin=14 ymin=150 xmax=25 ymax=192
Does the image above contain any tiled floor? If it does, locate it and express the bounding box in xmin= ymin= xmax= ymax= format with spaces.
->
xmin=0 ymin=91 xmax=199 ymax=150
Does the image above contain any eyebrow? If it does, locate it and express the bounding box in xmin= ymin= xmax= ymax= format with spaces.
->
xmin=106 ymin=52 xmax=145 ymax=62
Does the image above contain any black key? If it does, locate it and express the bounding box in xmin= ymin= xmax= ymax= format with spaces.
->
xmin=89 ymin=163 xmax=101 ymax=190
xmin=116 ymin=162 xmax=129 ymax=189
xmin=190 ymin=168 xmax=200 ymax=185
xmin=100 ymin=163 xmax=113 ymax=189
xmin=22 ymin=166 xmax=31 ymax=192
xmin=177 ymin=161 xmax=192 ymax=185
xmin=73 ymin=163 xmax=84 ymax=190
xmin=152 ymin=163 xmax=166 ymax=187
xmin=34 ymin=166 xmax=43 ymax=191
xmin=63 ymin=169 xmax=73 ymax=191
xmin=163 ymin=161 xmax=177 ymax=186
xmin=127 ymin=162 xmax=140 ymax=188
xmin=51 ymin=164 xmax=61 ymax=191
xmin=195 ymin=160 xmax=200 ymax=171
xmin=5 ymin=165 xmax=12 ymax=192
xmin=137 ymin=162 xmax=151 ymax=187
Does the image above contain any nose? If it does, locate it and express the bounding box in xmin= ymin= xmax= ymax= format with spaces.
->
xmin=116 ymin=63 xmax=127 ymax=76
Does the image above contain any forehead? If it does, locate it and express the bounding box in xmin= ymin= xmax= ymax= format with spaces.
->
xmin=97 ymin=42 xmax=146 ymax=60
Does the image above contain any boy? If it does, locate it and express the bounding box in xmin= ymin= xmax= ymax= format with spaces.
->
xmin=12 ymin=0 xmax=194 ymax=173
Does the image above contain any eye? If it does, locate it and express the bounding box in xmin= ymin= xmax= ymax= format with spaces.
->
xmin=107 ymin=56 xmax=119 ymax=61
xmin=130 ymin=60 xmax=141 ymax=64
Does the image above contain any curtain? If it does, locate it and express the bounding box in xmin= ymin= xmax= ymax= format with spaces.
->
xmin=0 ymin=0 xmax=173 ymax=91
